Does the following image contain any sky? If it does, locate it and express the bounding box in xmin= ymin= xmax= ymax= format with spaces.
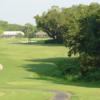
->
xmin=0 ymin=0 xmax=100 ymax=25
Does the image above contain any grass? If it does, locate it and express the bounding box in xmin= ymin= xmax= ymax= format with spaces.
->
xmin=0 ymin=89 xmax=53 ymax=100
xmin=0 ymin=38 xmax=100 ymax=100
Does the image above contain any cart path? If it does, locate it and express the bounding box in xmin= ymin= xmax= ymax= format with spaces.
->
xmin=44 ymin=89 xmax=71 ymax=100
xmin=0 ymin=87 xmax=71 ymax=100
xmin=52 ymin=90 xmax=71 ymax=100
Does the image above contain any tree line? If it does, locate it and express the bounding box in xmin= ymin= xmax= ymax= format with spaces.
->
xmin=0 ymin=21 xmax=36 ymax=42
xmin=0 ymin=20 xmax=24 ymax=32
xmin=35 ymin=3 xmax=100 ymax=81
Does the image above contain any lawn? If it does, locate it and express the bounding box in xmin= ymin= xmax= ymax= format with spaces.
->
xmin=0 ymin=38 xmax=100 ymax=100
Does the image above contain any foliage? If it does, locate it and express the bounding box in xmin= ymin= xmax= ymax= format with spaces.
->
xmin=63 ymin=4 xmax=88 ymax=56
xmin=63 ymin=3 xmax=100 ymax=80
xmin=56 ymin=58 xmax=80 ymax=77
xmin=0 ymin=29 xmax=4 ymax=34
xmin=0 ymin=20 xmax=24 ymax=31
xmin=6 ymin=24 xmax=24 ymax=31
xmin=35 ymin=3 xmax=100 ymax=80
xmin=23 ymin=23 xmax=36 ymax=42
xmin=35 ymin=6 xmax=68 ymax=43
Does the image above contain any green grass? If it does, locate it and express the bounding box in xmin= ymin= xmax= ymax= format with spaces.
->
xmin=0 ymin=38 xmax=100 ymax=100
xmin=0 ymin=89 xmax=53 ymax=100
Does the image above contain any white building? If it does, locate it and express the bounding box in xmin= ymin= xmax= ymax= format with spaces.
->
xmin=1 ymin=31 xmax=24 ymax=38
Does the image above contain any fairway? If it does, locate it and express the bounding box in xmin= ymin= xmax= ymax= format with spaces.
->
xmin=0 ymin=38 xmax=100 ymax=100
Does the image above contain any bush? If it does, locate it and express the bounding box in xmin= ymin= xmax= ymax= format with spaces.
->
xmin=56 ymin=58 xmax=80 ymax=78
xmin=45 ymin=39 xmax=63 ymax=44
xmin=81 ymin=68 xmax=100 ymax=81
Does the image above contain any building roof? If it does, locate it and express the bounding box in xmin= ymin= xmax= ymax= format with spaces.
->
xmin=3 ymin=31 xmax=24 ymax=35
xmin=36 ymin=31 xmax=47 ymax=35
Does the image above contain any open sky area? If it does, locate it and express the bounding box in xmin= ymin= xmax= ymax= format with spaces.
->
xmin=0 ymin=0 xmax=100 ymax=25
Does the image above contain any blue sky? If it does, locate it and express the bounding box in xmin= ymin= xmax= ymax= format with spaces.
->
xmin=0 ymin=0 xmax=100 ymax=25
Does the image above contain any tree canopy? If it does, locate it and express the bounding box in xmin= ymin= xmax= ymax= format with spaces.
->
xmin=23 ymin=23 xmax=36 ymax=42
xmin=0 ymin=20 xmax=24 ymax=32
xmin=35 ymin=6 xmax=68 ymax=43
xmin=35 ymin=3 xmax=100 ymax=81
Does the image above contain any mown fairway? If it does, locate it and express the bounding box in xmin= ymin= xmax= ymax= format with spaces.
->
xmin=0 ymin=38 xmax=100 ymax=100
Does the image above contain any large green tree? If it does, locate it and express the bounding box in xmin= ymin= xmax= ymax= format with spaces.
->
xmin=35 ymin=6 xmax=68 ymax=43
xmin=64 ymin=3 xmax=100 ymax=79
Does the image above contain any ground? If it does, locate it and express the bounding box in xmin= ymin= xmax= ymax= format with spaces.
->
xmin=0 ymin=38 xmax=100 ymax=100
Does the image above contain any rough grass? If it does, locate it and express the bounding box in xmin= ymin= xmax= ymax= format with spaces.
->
xmin=0 ymin=38 xmax=100 ymax=100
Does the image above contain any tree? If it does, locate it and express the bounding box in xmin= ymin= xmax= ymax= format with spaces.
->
xmin=0 ymin=20 xmax=8 ymax=31
xmin=6 ymin=24 xmax=24 ymax=31
xmin=64 ymin=3 xmax=100 ymax=79
xmin=23 ymin=23 xmax=36 ymax=43
xmin=35 ymin=6 xmax=68 ymax=43
xmin=63 ymin=4 xmax=88 ymax=56
xmin=0 ymin=20 xmax=24 ymax=32
xmin=0 ymin=28 xmax=4 ymax=37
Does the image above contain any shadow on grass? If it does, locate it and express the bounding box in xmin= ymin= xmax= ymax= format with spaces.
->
xmin=10 ymin=39 xmax=64 ymax=47
xmin=22 ymin=57 xmax=100 ymax=88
